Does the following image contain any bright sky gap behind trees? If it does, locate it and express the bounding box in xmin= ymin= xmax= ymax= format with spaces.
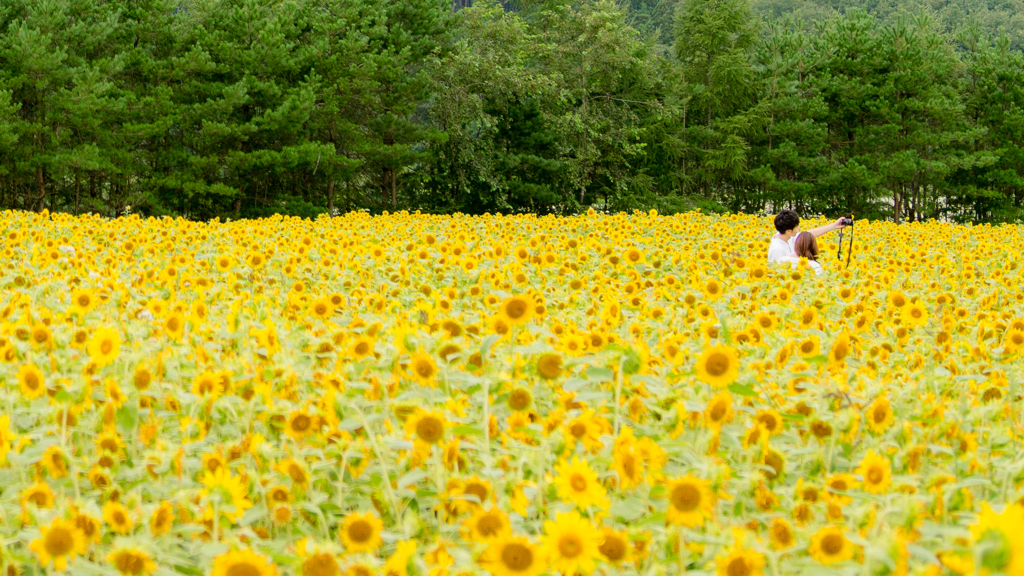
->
xmin=2 ymin=0 xmax=1024 ymax=222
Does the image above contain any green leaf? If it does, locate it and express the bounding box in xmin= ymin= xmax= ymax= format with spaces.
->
xmin=728 ymin=383 xmax=757 ymax=397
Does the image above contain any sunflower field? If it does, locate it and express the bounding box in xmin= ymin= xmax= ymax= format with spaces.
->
xmin=2 ymin=209 xmax=1024 ymax=576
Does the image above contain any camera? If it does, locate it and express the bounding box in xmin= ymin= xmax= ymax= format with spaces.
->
xmin=840 ymin=217 xmax=853 ymax=227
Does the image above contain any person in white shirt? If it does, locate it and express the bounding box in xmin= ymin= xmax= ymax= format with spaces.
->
xmin=767 ymin=209 xmax=846 ymax=264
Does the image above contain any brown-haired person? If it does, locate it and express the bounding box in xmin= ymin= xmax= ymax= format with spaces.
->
xmin=788 ymin=231 xmax=824 ymax=275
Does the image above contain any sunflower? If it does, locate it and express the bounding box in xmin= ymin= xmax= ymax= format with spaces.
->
xmin=245 ymin=251 xmax=267 ymax=270
xmin=665 ymin=476 xmax=715 ymax=527
xmin=303 ymin=552 xmax=340 ymax=576
xmin=597 ymin=527 xmax=633 ymax=566
xmin=498 ymin=294 xmax=534 ymax=327
xmin=211 ymin=548 xmax=277 ymax=576
xmin=855 ymin=450 xmax=892 ymax=494
xmin=108 ymin=548 xmax=157 ymax=576
xmin=751 ymin=519 xmax=787 ymax=552
xmin=405 ymin=409 xmax=446 ymax=449
xmin=716 ymin=544 xmax=765 ymax=576
xmin=901 ymin=301 xmax=929 ymax=327
xmin=339 ymin=512 xmax=383 ymax=554
xmin=614 ymin=444 xmax=645 ymax=490
xmin=350 ymin=337 xmax=375 ymax=359
xmin=825 ymin=474 xmax=859 ymax=504
xmin=970 ymin=503 xmax=1024 ymax=576
xmin=695 ymin=345 xmax=740 ymax=388
xmin=29 ymin=518 xmax=87 ymax=571
xmin=463 ymin=506 xmax=512 ymax=543
xmin=192 ymin=370 xmax=220 ymax=397
xmin=828 ymin=332 xmax=851 ymax=365
xmin=536 ymin=353 xmax=563 ymax=380
xmin=104 ymin=501 xmax=135 ymax=535
xmin=703 ymin=391 xmax=734 ymax=431
xmin=201 ymin=467 xmax=253 ymax=521
xmin=71 ymin=288 xmax=97 ymax=315
xmin=508 ymin=387 xmax=533 ymax=411
xmin=797 ymin=335 xmax=821 ymax=358
xmin=808 ymin=526 xmax=855 ymax=564
xmin=455 ymin=475 xmax=493 ymax=511
xmin=150 ymin=502 xmax=174 ymax=536
xmin=17 ymin=363 xmax=46 ymax=400
xmin=88 ymin=327 xmax=121 ymax=367
xmin=42 ymin=445 xmax=68 ymax=478
xmin=285 ymin=411 xmax=319 ymax=440
xmin=164 ymin=312 xmax=185 ymax=340
xmin=542 ymin=511 xmax=602 ymax=575
xmin=22 ymin=481 xmax=55 ymax=508
xmin=408 ymin=352 xmax=438 ymax=386
xmin=310 ymin=298 xmax=333 ymax=320
xmin=865 ymin=397 xmax=894 ymax=434
xmin=278 ymin=458 xmax=309 ymax=486
xmin=754 ymin=409 xmax=784 ymax=435
xmin=554 ymin=457 xmax=610 ymax=510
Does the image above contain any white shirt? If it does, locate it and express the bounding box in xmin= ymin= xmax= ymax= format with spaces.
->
xmin=767 ymin=234 xmax=796 ymax=263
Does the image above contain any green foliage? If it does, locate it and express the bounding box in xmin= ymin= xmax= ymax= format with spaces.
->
xmin=2 ymin=0 xmax=1024 ymax=222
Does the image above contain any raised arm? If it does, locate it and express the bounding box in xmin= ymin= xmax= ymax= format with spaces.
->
xmin=808 ymin=217 xmax=847 ymax=238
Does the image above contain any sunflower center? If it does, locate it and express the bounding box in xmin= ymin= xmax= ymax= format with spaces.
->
xmin=867 ymin=466 xmax=884 ymax=484
xmin=226 ymin=564 xmax=262 ymax=576
xmin=570 ymin=474 xmax=588 ymax=492
xmin=113 ymin=511 xmax=127 ymax=525
xmin=704 ymin=353 xmax=730 ymax=377
xmin=114 ymin=552 xmax=146 ymax=574
xmin=44 ymin=527 xmax=73 ymax=555
xmin=291 ymin=415 xmax=311 ymax=431
xmin=709 ymin=401 xmax=727 ymax=421
xmin=100 ymin=340 xmax=113 ymax=355
xmin=509 ymin=389 xmax=531 ymax=410
xmin=465 ymin=483 xmax=488 ymax=503
xmin=415 ymin=360 xmax=434 ymax=378
xmin=303 ymin=553 xmax=339 ymax=576
xmin=501 ymin=543 xmax=534 ymax=571
xmin=569 ymin=423 xmax=586 ymax=438
xmin=477 ymin=514 xmax=503 ymax=536
xmin=872 ymin=405 xmax=887 ymax=423
xmin=558 ymin=534 xmax=583 ymax=558
xmin=831 ymin=480 xmax=847 ymax=491
xmin=727 ymin=557 xmax=750 ymax=576
xmin=820 ymin=533 xmax=844 ymax=555
xmin=620 ymin=454 xmax=638 ymax=477
xmin=801 ymin=341 xmax=814 ymax=354
xmin=773 ymin=524 xmax=793 ymax=546
xmin=347 ymin=520 xmax=373 ymax=543
xmin=24 ymin=374 xmax=41 ymax=390
xmin=671 ymin=483 xmax=700 ymax=512
xmin=354 ymin=341 xmax=370 ymax=355
xmin=599 ymin=534 xmax=626 ymax=561
xmin=416 ymin=417 xmax=443 ymax=443
xmin=504 ymin=300 xmax=528 ymax=320
xmin=832 ymin=342 xmax=848 ymax=361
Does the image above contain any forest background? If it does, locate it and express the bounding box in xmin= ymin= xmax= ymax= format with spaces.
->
xmin=3 ymin=0 xmax=1024 ymax=223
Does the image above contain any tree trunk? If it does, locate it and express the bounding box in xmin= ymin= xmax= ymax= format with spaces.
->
xmin=391 ymin=170 xmax=397 ymax=209
xmin=36 ymin=166 xmax=45 ymax=212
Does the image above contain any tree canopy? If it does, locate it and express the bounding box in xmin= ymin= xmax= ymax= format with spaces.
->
xmin=2 ymin=0 xmax=1024 ymax=222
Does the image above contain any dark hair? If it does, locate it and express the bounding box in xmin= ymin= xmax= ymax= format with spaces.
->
xmin=794 ymin=232 xmax=819 ymax=261
xmin=774 ymin=210 xmax=800 ymax=234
